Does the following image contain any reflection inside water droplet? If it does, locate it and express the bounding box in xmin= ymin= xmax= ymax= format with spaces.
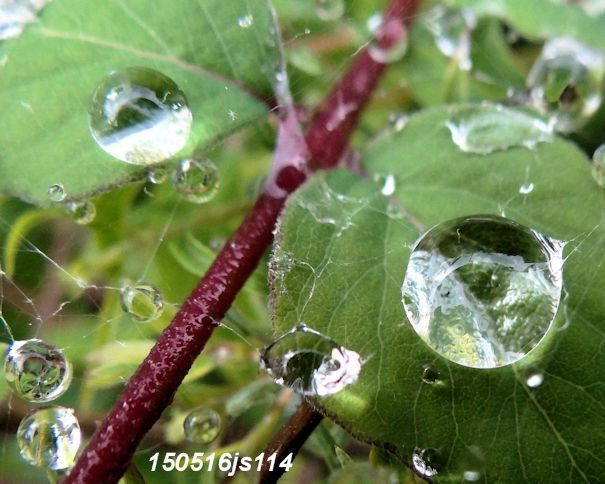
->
xmin=120 ymin=282 xmax=164 ymax=322
xmin=17 ymin=406 xmax=81 ymax=470
xmin=260 ymin=324 xmax=363 ymax=396
xmin=4 ymin=339 xmax=72 ymax=403
xmin=402 ymin=215 xmax=564 ymax=369
xmin=89 ymin=67 xmax=192 ymax=165
xmin=412 ymin=447 xmax=440 ymax=479
xmin=183 ymin=407 xmax=221 ymax=444
xmin=171 ymin=157 xmax=220 ymax=204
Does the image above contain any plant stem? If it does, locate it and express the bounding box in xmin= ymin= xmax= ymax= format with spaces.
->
xmin=67 ymin=1 xmax=420 ymax=482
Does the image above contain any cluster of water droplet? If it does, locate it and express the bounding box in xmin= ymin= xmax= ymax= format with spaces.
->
xmin=402 ymin=215 xmax=565 ymax=369
xmin=183 ymin=407 xmax=222 ymax=444
xmin=527 ymin=37 xmax=605 ymax=132
xmin=260 ymin=324 xmax=363 ymax=397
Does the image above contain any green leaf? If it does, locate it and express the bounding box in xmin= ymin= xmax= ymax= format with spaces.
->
xmin=271 ymin=104 xmax=605 ymax=482
xmin=0 ymin=0 xmax=281 ymax=206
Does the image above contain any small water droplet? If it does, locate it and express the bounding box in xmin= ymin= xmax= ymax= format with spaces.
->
xmin=260 ymin=324 xmax=363 ymax=397
xmin=374 ymin=173 xmax=396 ymax=196
xmin=315 ymin=0 xmax=344 ymax=21
xmin=4 ymin=339 xmax=72 ymax=403
xmin=591 ymin=143 xmax=605 ymax=187
xmin=183 ymin=408 xmax=221 ymax=444
xmin=526 ymin=371 xmax=544 ymax=388
xmin=65 ymin=200 xmax=96 ymax=225
xmin=238 ymin=13 xmax=253 ymax=28
xmin=120 ymin=282 xmax=164 ymax=322
xmin=421 ymin=364 xmax=441 ymax=384
xmin=464 ymin=469 xmax=482 ymax=481
xmin=89 ymin=67 xmax=192 ymax=165
xmin=171 ymin=157 xmax=220 ymax=204
xmin=527 ymin=37 xmax=605 ymax=132
xmin=424 ymin=6 xmax=476 ymax=71
xmin=388 ymin=112 xmax=410 ymax=132
xmin=402 ymin=215 xmax=565 ymax=369
xmin=47 ymin=184 xmax=66 ymax=202
xmin=17 ymin=406 xmax=81 ymax=470
xmin=412 ymin=447 xmax=440 ymax=479
xmin=147 ymin=167 xmax=168 ymax=184
xmin=446 ymin=104 xmax=554 ymax=154
xmin=519 ymin=182 xmax=535 ymax=194
xmin=367 ymin=14 xmax=408 ymax=64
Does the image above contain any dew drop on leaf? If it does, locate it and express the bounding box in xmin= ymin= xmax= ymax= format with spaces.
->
xmin=527 ymin=37 xmax=605 ymax=132
xmin=183 ymin=407 xmax=221 ymax=444
xmin=238 ymin=13 xmax=253 ymax=28
xmin=374 ymin=173 xmax=396 ymax=196
xmin=65 ymin=200 xmax=96 ymax=225
xmin=315 ymin=0 xmax=344 ymax=21
xmin=367 ymin=13 xmax=408 ymax=64
xmin=47 ymin=183 xmax=65 ymax=202
xmin=4 ymin=339 xmax=72 ymax=403
xmin=446 ymin=104 xmax=554 ymax=154
xmin=519 ymin=182 xmax=535 ymax=194
xmin=171 ymin=157 xmax=220 ymax=204
xmin=591 ymin=143 xmax=605 ymax=187
xmin=260 ymin=324 xmax=363 ymax=397
xmin=120 ymin=282 xmax=164 ymax=322
xmin=88 ymin=67 xmax=192 ymax=165
xmin=464 ymin=469 xmax=482 ymax=482
xmin=421 ymin=364 xmax=441 ymax=385
xmin=411 ymin=447 xmax=440 ymax=479
xmin=526 ymin=372 xmax=545 ymax=388
xmin=401 ymin=215 xmax=565 ymax=369
xmin=17 ymin=406 xmax=81 ymax=470
xmin=424 ymin=5 xmax=476 ymax=71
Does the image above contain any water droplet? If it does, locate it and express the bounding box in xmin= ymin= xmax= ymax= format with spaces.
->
xmin=527 ymin=38 xmax=605 ymax=132
xmin=424 ymin=6 xmax=476 ymax=71
xmin=89 ymin=67 xmax=192 ymax=165
xmin=519 ymin=182 xmax=535 ymax=194
xmin=47 ymin=184 xmax=66 ymax=202
xmin=421 ymin=364 xmax=441 ymax=384
xmin=260 ymin=324 xmax=363 ymax=396
xmin=367 ymin=14 xmax=408 ymax=64
xmin=446 ymin=104 xmax=554 ymax=154
xmin=388 ymin=112 xmax=410 ymax=132
xmin=374 ymin=173 xmax=396 ymax=196
xmin=526 ymin=372 xmax=544 ymax=388
xmin=411 ymin=447 xmax=440 ymax=479
xmin=315 ymin=0 xmax=344 ymax=21
xmin=147 ymin=167 xmax=168 ymax=184
xmin=65 ymin=200 xmax=96 ymax=225
xmin=238 ymin=13 xmax=253 ymax=28
xmin=464 ymin=470 xmax=482 ymax=481
xmin=402 ymin=215 xmax=565 ymax=369
xmin=171 ymin=157 xmax=220 ymax=204
xmin=591 ymin=143 xmax=605 ymax=187
xmin=4 ymin=339 xmax=72 ymax=403
xmin=120 ymin=282 xmax=164 ymax=322
xmin=17 ymin=406 xmax=81 ymax=470
xmin=183 ymin=408 xmax=221 ymax=444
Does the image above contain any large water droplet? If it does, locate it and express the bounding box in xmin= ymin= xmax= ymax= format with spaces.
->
xmin=527 ymin=37 xmax=605 ymax=132
xmin=171 ymin=157 xmax=220 ymax=204
xmin=65 ymin=200 xmax=96 ymax=225
xmin=402 ymin=215 xmax=564 ymax=369
xmin=424 ymin=6 xmax=476 ymax=71
xmin=89 ymin=67 xmax=192 ymax=165
xmin=4 ymin=339 xmax=72 ymax=403
xmin=315 ymin=0 xmax=344 ymax=21
xmin=47 ymin=184 xmax=66 ymax=202
xmin=120 ymin=282 xmax=164 ymax=322
xmin=367 ymin=13 xmax=408 ymax=64
xmin=446 ymin=104 xmax=554 ymax=154
xmin=183 ymin=407 xmax=221 ymax=444
xmin=411 ymin=447 xmax=440 ymax=479
xmin=17 ymin=406 xmax=81 ymax=470
xmin=260 ymin=324 xmax=363 ymax=397
xmin=591 ymin=143 xmax=605 ymax=187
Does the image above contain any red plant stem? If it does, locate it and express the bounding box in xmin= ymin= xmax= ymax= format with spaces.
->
xmin=67 ymin=1 xmax=420 ymax=482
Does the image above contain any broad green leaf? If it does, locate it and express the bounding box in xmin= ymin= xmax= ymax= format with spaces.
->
xmin=0 ymin=0 xmax=281 ymax=205
xmin=271 ymin=104 xmax=605 ymax=482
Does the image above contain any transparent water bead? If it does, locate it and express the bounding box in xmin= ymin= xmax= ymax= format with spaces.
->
xmin=591 ymin=143 xmax=605 ymax=187
xmin=260 ymin=324 xmax=363 ymax=397
xmin=526 ymin=372 xmax=544 ymax=388
xmin=424 ymin=5 xmax=476 ymax=71
xmin=412 ymin=447 xmax=440 ymax=479
xmin=238 ymin=13 xmax=253 ymax=28
xmin=527 ymin=37 xmax=605 ymax=132
xmin=446 ymin=104 xmax=554 ymax=154
xmin=65 ymin=200 xmax=96 ymax=225
xmin=47 ymin=184 xmax=65 ymax=202
xmin=315 ymin=0 xmax=344 ymax=21
xmin=367 ymin=13 xmax=408 ymax=64
xmin=17 ymin=406 xmax=81 ymax=470
xmin=401 ymin=215 xmax=565 ymax=369
xmin=4 ymin=339 xmax=72 ymax=403
xmin=89 ymin=67 xmax=192 ymax=165
xmin=171 ymin=157 xmax=220 ymax=204
xmin=183 ymin=408 xmax=221 ymax=444
xmin=120 ymin=282 xmax=164 ymax=322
